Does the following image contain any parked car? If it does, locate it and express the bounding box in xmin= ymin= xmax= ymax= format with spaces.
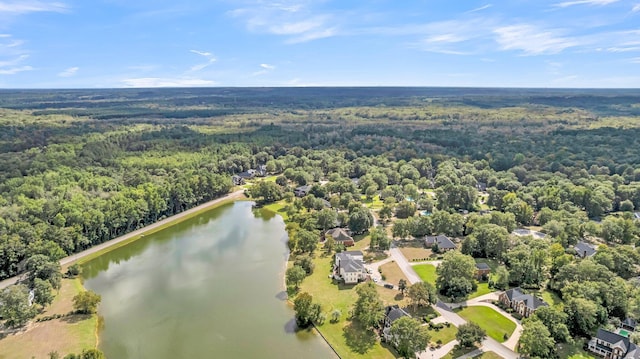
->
xmin=384 ymin=283 xmax=394 ymax=289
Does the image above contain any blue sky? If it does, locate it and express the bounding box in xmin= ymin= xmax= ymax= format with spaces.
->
xmin=0 ymin=0 xmax=639 ymax=88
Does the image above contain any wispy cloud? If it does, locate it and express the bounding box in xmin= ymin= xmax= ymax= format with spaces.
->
xmin=189 ymin=49 xmax=216 ymax=72
xmin=121 ymin=77 xmax=215 ymax=87
xmin=229 ymin=2 xmax=339 ymax=43
xmin=554 ymin=0 xmax=619 ymax=8
xmin=0 ymin=54 xmax=28 ymax=67
xmin=58 ymin=66 xmax=78 ymax=77
xmin=0 ymin=34 xmax=10 ymax=38
xmin=631 ymin=57 xmax=640 ymax=63
xmin=252 ymin=63 xmax=276 ymax=76
xmin=632 ymin=3 xmax=640 ymax=12
xmin=0 ymin=65 xmax=33 ymax=75
xmin=494 ymin=24 xmax=580 ymax=55
xmin=0 ymin=53 xmax=31 ymax=74
xmin=0 ymin=1 xmax=69 ymax=14
xmin=467 ymin=4 xmax=492 ymax=13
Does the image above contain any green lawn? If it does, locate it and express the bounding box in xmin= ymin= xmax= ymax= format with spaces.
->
xmin=428 ymin=325 xmax=457 ymax=345
xmin=456 ymin=306 xmax=516 ymax=342
xmin=536 ymin=289 xmax=564 ymax=309
xmin=467 ymin=282 xmax=493 ymax=300
xmin=413 ymin=264 xmax=437 ymax=285
xmin=361 ymin=194 xmax=384 ymax=209
xmin=474 ymin=351 xmax=502 ymax=359
xmin=262 ymin=200 xmax=290 ymax=221
xmin=556 ymin=338 xmax=595 ymax=359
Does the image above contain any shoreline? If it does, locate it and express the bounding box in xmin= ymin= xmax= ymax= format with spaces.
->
xmin=0 ymin=189 xmax=246 ymax=290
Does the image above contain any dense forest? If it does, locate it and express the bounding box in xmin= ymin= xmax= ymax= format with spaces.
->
xmin=2 ymin=88 xmax=640 ymax=355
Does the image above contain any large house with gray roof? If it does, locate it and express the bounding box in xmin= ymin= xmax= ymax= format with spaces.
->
xmin=588 ymin=328 xmax=640 ymax=359
xmin=334 ymin=251 xmax=366 ymax=284
xmin=382 ymin=305 xmax=411 ymax=342
xmin=425 ymin=235 xmax=456 ymax=251
xmin=499 ymin=287 xmax=548 ymax=318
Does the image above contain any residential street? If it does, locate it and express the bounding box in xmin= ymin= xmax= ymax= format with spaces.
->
xmin=386 ymin=240 xmax=521 ymax=359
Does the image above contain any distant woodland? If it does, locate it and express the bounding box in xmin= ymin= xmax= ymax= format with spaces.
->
xmin=1 ymin=88 xmax=640 ymax=340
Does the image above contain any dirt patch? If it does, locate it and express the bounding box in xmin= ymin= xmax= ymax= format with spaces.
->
xmin=398 ymin=246 xmax=433 ymax=262
xmin=379 ymin=261 xmax=408 ymax=287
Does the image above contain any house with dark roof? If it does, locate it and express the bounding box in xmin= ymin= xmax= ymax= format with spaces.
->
xmin=499 ymin=287 xmax=548 ymax=318
xmin=476 ymin=182 xmax=487 ymax=192
xmin=588 ymin=328 xmax=640 ymax=359
xmin=425 ymin=235 xmax=456 ymax=251
xmin=574 ymin=241 xmax=597 ymax=258
xmin=622 ymin=318 xmax=638 ymax=332
xmin=334 ymin=251 xmax=366 ymax=284
xmin=294 ymin=185 xmax=312 ymax=197
xmin=382 ymin=305 xmax=411 ymax=342
xmin=326 ymin=228 xmax=354 ymax=247
xmin=475 ymin=263 xmax=491 ymax=280
xmin=238 ymin=170 xmax=255 ymax=180
xmin=232 ymin=175 xmax=245 ymax=186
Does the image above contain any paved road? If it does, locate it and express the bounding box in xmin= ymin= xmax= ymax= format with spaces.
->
xmin=0 ymin=190 xmax=246 ymax=290
xmin=389 ymin=243 xmax=422 ymax=284
xmin=417 ymin=339 xmax=458 ymax=359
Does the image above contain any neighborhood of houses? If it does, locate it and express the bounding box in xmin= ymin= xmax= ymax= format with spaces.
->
xmin=234 ymin=171 xmax=640 ymax=359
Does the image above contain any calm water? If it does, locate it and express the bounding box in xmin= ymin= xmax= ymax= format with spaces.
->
xmin=82 ymin=201 xmax=335 ymax=359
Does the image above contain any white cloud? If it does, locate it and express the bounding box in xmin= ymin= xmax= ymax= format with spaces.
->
xmin=0 ymin=34 xmax=10 ymax=38
xmin=0 ymin=65 xmax=33 ymax=74
xmin=190 ymin=50 xmax=213 ymax=57
xmin=58 ymin=66 xmax=78 ymax=77
xmin=633 ymin=3 xmax=640 ymax=12
xmin=121 ymin=77 xmax=214 ymax=87
xmin=631 ymin=57 xmax=640 ymax=63
xmin=189 ymin=50 xmax=216 ymax=72
xmin=554 ymin=0 xmax=618 ymax=7
xmin=494 ymin=24 xmax=580 ymax=55
xmin=0 ymin=1 xmax=69 ymax=14
xmin=252 ymin=63 xmax=276 ymax=76
xmin=425 ymin=33 xmax=468 ymax=43
xmin=467 ymin=4 xmax=492 ymax=13
xmin=229 ymin=2 xmax=338 ymax=44
xmin=0 ymin=54 xmax=28 ymax=67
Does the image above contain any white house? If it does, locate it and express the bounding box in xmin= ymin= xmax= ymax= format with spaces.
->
xmin=334 ymin=251 xmax=366 ymax=284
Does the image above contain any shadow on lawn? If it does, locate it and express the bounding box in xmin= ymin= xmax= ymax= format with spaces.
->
xmin=60 ymin=313 xmax=92 ymax=324
xmin=343 ymin=321 xmax=376 ymax=354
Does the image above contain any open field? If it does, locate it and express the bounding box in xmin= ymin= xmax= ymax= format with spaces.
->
xmin=556 ymin=338 xmax=595 ymax=358
xmin=398 ymin=241 xmax=433 ymax=261
xmin=0 ymin=279 xmax=97 ymax=359
xmin=412 ymin=264 xmax=438 ymax=285
xmin=455 ymin=306 xmax=516 ymax=342
xmin=379 ymin=261 xmax=409 ymax=286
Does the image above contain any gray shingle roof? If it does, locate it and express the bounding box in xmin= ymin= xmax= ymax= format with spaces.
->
xmin=326 ymin=228 xmax=353 ymax=242
xmin=476 ymin=263 xmax=491 ymax=270
xmin=504 ymin=287 xmax=548 ymax=310
xmin=425 ymin=235 xmax=456 ymax=249
xmin=385 ymin=305 xmax=410 ymax=324
xmin=575 ymin=241 xmax=596 ymax=258
xmin=596 ymin=328 xmax=631 ymax=353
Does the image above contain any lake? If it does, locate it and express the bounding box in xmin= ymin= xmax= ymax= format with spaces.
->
xmin=82 ymin=201 xmax=336 ymax=359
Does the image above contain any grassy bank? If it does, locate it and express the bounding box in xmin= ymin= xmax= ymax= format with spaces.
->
xmin=0 ymin=278 xmax=97 ymax=359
